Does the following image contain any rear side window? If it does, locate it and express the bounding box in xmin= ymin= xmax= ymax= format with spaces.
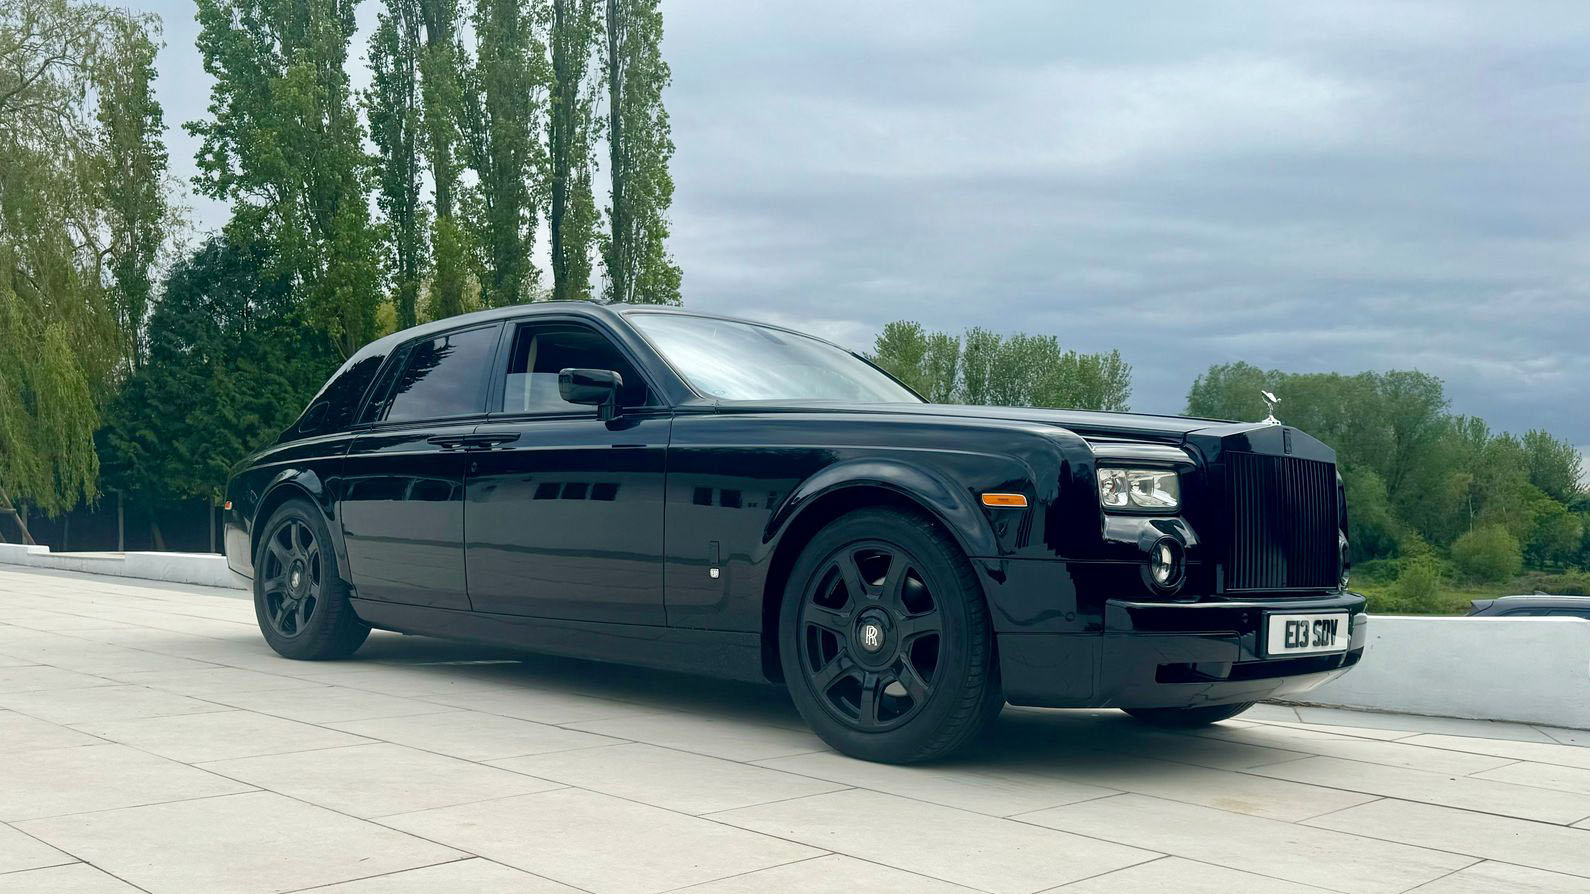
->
xmin=377 ymin=325 xmax=499 ymax=423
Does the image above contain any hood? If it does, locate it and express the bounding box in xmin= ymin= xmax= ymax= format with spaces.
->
xmin=718 ymin=400 xmax=1234 ymax=443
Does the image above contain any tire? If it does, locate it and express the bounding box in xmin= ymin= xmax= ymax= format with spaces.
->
xmin=253 ymin=499 xmax=370 ymax=660
xmin=1124 ymin=701 xmax=1256 ymax=728
xmin=779 ymin=507 xmax=1001 ymax=763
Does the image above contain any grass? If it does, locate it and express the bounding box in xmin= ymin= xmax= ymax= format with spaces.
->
xmin=1351 ymin=577 xmax=1513 ymax=615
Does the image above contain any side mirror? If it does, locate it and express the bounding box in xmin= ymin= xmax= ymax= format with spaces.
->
xmin=559 ymin=368 xmax=623 ymax=421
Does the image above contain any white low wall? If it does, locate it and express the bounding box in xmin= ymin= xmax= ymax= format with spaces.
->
xmin=1278 ymin=614 xmax=1590 ymax=730
xmin=0 ymin=543 xmax=246 ymax=590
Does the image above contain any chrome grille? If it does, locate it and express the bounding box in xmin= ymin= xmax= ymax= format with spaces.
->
xmin=1226 ymin=453 xmax=1339 ymax=591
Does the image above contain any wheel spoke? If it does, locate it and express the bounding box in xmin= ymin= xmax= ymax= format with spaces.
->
xmin=894 ymin=659 xmax=931 ymax=702
xmin=271 ymin=600 xmax=292 ymax=632
xmin=295 ymin=596 xmax=313 ymax=629
xmin=856 ymin=671 xmax=882 ymax=727
xmin=803 ymin=603 xmax=850 ymax=635
xmin=835 ymin=553 xmax=868 ymax=602
xmin=810 ymin=653 xmax=854 ymax=693
xmin=266 ymin=540 xmax=292 ymax=576
xmin=260 ymin=573 xmax=288 ymax=597
xmin=896 ymin=611 xmax=942 ymax=641
xmin=879 ymin=556 xmax=906 ymax=611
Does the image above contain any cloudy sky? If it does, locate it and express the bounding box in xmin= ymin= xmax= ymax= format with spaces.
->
xmin=144 ymin=1 xmax=1590 ymax=451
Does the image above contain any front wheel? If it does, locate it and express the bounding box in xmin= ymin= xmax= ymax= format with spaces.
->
xmin=1124 ymin=702 xmax=1256 ymax=728
xmin=779 ymin=508 xmax=1001 ymax=763
xmin=253 ymin=499 xmax=369 ymax=660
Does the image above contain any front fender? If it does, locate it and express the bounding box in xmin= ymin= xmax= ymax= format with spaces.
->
xmin=765 ymin=457 xmax=1002 ymax=558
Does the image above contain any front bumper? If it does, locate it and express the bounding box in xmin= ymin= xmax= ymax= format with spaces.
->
xmin=998 ymin=592 xmax=1367 ymax=709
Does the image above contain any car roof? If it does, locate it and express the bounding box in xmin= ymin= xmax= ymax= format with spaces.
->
xmin=1487 ymin=595 xmax=1590 ymax=605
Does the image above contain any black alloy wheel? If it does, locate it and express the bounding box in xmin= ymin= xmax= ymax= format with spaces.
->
xmin=781 ymin=508 xmax=1001 ymax=763
xmin=260 ymin=518 xmax=322 ymax=639
xmin=253 ymin=499 xmax=370 ymax=660
xmin=796 ymin=540 xmax=944 ymax=732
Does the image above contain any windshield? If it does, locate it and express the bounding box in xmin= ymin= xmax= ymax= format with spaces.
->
xmin=629 ymin=313 xmax=922 ymax=403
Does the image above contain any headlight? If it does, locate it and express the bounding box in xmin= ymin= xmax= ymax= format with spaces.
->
xmin=1098 ymin=468 xmax=1181 ymax=511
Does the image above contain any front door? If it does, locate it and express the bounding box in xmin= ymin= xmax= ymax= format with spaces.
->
xmin=339 ymin=323 xmax=501 ymax=610
xmin=464 ymin=319 xmax=669 ymax=625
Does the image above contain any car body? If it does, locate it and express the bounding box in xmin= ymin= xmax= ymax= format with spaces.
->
xmin=224 ymin=302 xmax=1366 ymax=761
xmin=1467 ymin=595 xmax=1590 ymax=618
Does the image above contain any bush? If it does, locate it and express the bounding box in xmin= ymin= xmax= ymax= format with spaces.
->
xmin=1514 ymin=570 xmax=1590 ymax=596
xmin=1451 ymin=525 xmax=1523 ymax=582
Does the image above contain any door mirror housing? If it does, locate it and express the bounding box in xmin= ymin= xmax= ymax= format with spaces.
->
xmin=559 ymin=368 xmax=623 ymax=420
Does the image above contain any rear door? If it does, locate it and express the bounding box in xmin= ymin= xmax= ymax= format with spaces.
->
xmin=463 ymin=318 xmax=670 ymax=624
xmin=339 ymin=323 xmax=502 ymax=610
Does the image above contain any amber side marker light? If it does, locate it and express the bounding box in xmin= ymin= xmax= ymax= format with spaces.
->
xmin=222 ymin=501 xmax=232 ymax=511
xmin=980 ymin=493 xmax=1028 ymax=508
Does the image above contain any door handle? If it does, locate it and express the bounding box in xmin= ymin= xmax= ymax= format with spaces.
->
xmin=461 ymin=433 xmax=521 ymax=451
xmin=426 ymin=435 xmax=471 ymax=450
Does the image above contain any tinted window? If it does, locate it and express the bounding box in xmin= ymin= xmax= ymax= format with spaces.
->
xmin=294 ymin=351 xmax=387 ymax=436
xmin=381 ymin=326 xmax=498 ymax=423
xmin=499 ymin=323 xmax=650 ymax=414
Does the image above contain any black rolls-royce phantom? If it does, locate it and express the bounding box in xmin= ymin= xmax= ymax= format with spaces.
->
xmin=223 ymin=303 xmax=1366 ymax=763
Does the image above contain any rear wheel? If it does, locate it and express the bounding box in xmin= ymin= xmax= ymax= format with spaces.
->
xmin=780 ymin=508 xmax=1001 ymax=763
xmin=253 ymin=499 xmax=369 ymax=660
xmin=1124 ymin=702 xmax=1256 ymax=728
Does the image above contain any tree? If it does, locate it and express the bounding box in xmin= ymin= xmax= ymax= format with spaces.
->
xmin=1522 ymin=429 xmax=1586 ymax=505
xmin=0 ymin=0 xmax=171 ymax=516
xmin=189 ymin=0 xmax=383 ymax=357
xmin=417 ymin=0 xmax=468 ymax=319
xmin=546 ymin=0 xmax=600 ymax=301
xmin=100 ymin=235 xmax=339 ymax=511
xmin=601 ymin=0 xmax=680 ymax=304
xmin=1451 ymin=525 xmax=1523 ymax=582
xmin=461 ymin=0 xmax=545 ymax=307
xmin=872 ymin=321 xmax=1130 ymax=411
xmin=367 ymin=0 xmax=427 ymax=330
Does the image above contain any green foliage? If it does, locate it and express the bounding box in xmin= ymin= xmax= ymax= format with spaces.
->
xmin=0 ymin=0 xmax=172 ymax=514
xmin=872 ymin=321 xmax=1131 ymax=411
xmin=189 ymin=0 xmax=383 ymax=357
xmin=417 ymin=0 xmax=468 ymax=317
xmin=99 ymin=236 xmax=339 ymax=503
xmin=1522 ymin=429 xmax=1585 ymax=505
xmin=1451 ymin=525 xmax=1524 ymax=583
xmin=1381 ymin=556 xmax=1444 ymax=613
xmin=1515 ymin=570 xmax=1590 ymax=596
xmin=546 ymin=0 xmax=601 ymax=302
xmin=367 ymin=0 xmax=428 ymax=330
xmin=601 ymin=0 xmax=680 ymax=304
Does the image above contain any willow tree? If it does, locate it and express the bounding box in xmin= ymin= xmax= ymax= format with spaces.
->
xmin=601 ymin=0 xmax=680 ymax=304
xmin=367 ymin=0 xmax=427 ymax=329
xmin=0 ymin=0 xmax=169 ymax=520
xmin=546 ymin=0 xmax=600 ymax=301
xmin=190 ymin=0 xmax=382 ymax=357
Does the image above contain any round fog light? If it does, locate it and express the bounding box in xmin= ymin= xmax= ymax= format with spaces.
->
xmin=1149 ymin=538 xmax=1184 ymax=590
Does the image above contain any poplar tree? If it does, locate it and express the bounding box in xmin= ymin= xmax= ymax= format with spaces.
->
xmin=189 ymin=0 xmax=383 ymax=357
xmin=417 ymin=0 xmax=467 ymax=319
xmin=462 ymin=0 xmax=546 ymax=307
xmin=546 ymin=0 xmax=600 ymax=301
xmin=367 ymin=0 xmax=427 ymax=330
xmin=601 ymin=0 xmax=680 ymax=304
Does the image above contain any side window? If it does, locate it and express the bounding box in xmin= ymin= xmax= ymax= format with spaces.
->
xmin=499 ymin=322 xmax=651 ymax=415
xmin=377 ymin=325 xmax=499 ymax=424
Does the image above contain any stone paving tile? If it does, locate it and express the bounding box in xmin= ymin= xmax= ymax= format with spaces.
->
xmin=1290 ymin=707 xmax=1559 ymax=743
xmin=1188 ymin=722 xmax=1518 ymax=774
xmin=1406 ymin=860 xmax=1590 ymax=893
xmin=1476 ymin=761 xmax=1590 ymax=797
xmin=564 ymin=710 xmax=828 ymax=761
xmin=1396 ymin=732 xmax=1590 ymax=771
xmin=0 ymin=665 xmax=114 ymax=693
xmin=0 ymin=684 xmax=229 ymax=725
xmin=0 ymin=862 xmax=145 ymax=893
xmin=16 ymin=791 xmax=464 ymax=894
xmin=755 ymin=749 xmax=1119 ymax=817
xmin=71 ymin=708 xmax=372 ymax=763
xmin=1020 ymin=793 xmax=1476 ymax=894
xmin=418 ymin=686 xmax=662 ymax=725
xmin=0 ymin=709 xmax=102 ymax=753
xmin=1249 ymin=754 xmax=1590 ymax=824
xmin=205 ymin=684 xmax=451 ymax=724
xmin=1058 ymin=855 xmax=1334 ymax=893
xmin=382 ymin=787 xmax=823 ymax=894
xmin=104 ymin=666 xmax=323 ymax=697
xmin=0 ymin=743 xmax=252 ymax=821
xmin=199 ymin=742 xmax=565 ymax=818
xmin=674 ymin=853 xmax=979 ymax=893
xmin=710 ymin=788 xmax=1157 ymax=894
xmin=0 ymin=821 xmax=74 ymax=874
xmin=1304 ymin=798 xmax=1590 ymax=878
xmin=327 ymin=709 xmax=622 ymax=761
xmin=493 ymin=742 xmax=847 ymax=814
xmin=300 ymin=858 xmax=584 ymax=893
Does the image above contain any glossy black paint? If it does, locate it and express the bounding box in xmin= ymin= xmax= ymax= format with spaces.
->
xmin=224 ymin=301 xmax=1366 ymax=709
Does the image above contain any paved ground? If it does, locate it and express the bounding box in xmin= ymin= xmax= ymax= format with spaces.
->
xmin=2 ymin=568 xmax=1590 ymax=894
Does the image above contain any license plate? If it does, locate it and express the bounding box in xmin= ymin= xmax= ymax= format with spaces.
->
xmin=1265 ymin=612 xmax=1349 ymax=657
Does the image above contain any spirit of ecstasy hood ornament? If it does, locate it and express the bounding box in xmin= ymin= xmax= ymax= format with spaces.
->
xmin=1261 ymin=390 xmax=1281 ymax=425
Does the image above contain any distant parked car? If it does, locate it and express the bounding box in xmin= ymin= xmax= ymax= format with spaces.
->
xmin=1467 ymin=595 xmax=1590 ymax=619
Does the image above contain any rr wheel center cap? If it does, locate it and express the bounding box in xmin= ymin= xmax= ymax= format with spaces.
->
xmin=853 ymin=612 xmax=894 ymax=666
xmin=288 ymin=561 xmax=305 ymax=595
